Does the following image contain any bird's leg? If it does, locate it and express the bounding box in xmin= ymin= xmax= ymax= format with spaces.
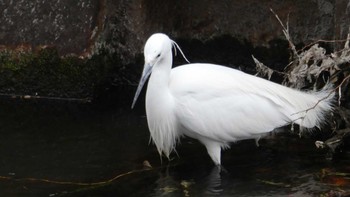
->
xmin=200 ymin=139 xmax=222 ymax=166
xmin=255 ymin=137 xmax=260 ymax=147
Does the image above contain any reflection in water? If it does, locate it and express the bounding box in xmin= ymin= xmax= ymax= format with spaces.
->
xmin=0 ymin=100 xmax=349 ymax=196
xmin=152 ymin=165 xmax=224 ymax=196
xmin=153 ymin=167 xmax=181 ymax=196
xmin=203 ymin=166 xmax=223 ymax=196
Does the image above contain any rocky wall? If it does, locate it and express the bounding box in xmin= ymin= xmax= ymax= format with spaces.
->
xmin=0 ymin=0 xmax=349 ymax=100
xmin=2 ymin=0 xmax=349 ymax=60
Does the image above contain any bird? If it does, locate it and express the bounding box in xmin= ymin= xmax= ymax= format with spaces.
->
xmin=131 ymin=33 xmax=334 ymax=166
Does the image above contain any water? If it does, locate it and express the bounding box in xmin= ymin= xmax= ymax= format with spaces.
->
xmin=0 ymin=99 xmax=349 ymax=196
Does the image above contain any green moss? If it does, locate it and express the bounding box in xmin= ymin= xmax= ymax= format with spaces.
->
xmin=0 ymin=47 xmax=130 ymax=100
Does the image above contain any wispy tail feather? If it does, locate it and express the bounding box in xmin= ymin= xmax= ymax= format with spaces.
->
xmin=292 ymin=84 xmax=335 ymax=129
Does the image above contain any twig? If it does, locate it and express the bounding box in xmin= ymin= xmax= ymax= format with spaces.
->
xmin=0 ymin=93 xmax=92 ymax=103
xmin=270 ymin=8 xmax=299 ymax=59
xmin=315 ymin=128 xmax=350 ymax=150
xmin=299 ymin=39 xmax=349 ymax=52
xmin=257 ymin=179 xmax=291 ymax=188
xmin=0 ymin=169 xmax=149 ymax=186
xmin=292 ymin=74 xmax=350 ymax=117
xmin=0 ymin=160 xmax=179 ymax=187
xmin=252 ymin=55 xmax=286 ymax=80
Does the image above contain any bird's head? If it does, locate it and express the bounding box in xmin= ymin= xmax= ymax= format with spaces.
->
xmin=144 ymin=33 xmax=173 ymax=66
xmin=131 ymin=33 xmax=189 ymax=109
xmin=131 ymin=33 xmax=173 ymax=109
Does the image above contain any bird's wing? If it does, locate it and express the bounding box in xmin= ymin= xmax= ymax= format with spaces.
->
xmin=169 ymin=63 xmax=307 ymax=143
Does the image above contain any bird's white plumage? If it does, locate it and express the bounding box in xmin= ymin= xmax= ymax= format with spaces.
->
xmin=132 ymin=33 xmax=334 ymax=165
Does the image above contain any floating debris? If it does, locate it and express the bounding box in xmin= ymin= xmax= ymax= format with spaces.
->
xmin=257 ymin=179 xmax=291 ymax=188
xmin=143 ymin=160 xmax=153 ymax=169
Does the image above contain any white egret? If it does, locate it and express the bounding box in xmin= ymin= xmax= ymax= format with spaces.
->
xmin=132 ymin=33 xmax=334 ymax=165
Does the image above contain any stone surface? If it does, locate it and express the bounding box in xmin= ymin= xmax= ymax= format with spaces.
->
xmin=0 ymin=0 xmax=102 ymax=56
xmin=1 ymin=0 xmax=349 ymax=62
xmin=95 ymin=0 xmax=349 ymax=64
xmin=0 ymin=0 xmax=349 ymax=99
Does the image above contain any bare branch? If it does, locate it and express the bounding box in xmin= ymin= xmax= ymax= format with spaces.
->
xmin=299 ymin=38 xmax=349 ymax=52
xmin=252 ymin=55 xmax=284 ymax=80
xmin=270 ymin=8 xmax=299 ymax=59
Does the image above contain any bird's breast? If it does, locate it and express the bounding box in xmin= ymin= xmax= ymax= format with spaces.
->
xmin=145 ymin=75 xmax=180 ymax=157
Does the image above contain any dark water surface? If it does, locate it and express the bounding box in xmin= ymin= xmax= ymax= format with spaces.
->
xmin=0 ymin=99 xmax=349 ymax=196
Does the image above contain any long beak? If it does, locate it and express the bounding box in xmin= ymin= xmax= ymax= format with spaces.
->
xmin=131 ymin=63 xmax=153 ymax=109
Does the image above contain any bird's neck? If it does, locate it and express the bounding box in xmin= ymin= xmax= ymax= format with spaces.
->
xmin=145 ymin=53 xmax=178 ymax=158
xmin=148 ymin=52 xmax=173 ymax=91
xmin=146 ymin=54 xmax=173 ymax=113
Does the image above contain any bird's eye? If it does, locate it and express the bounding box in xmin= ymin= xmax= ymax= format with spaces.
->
xmin=156 ymin=53 xmax=161 ymax=58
